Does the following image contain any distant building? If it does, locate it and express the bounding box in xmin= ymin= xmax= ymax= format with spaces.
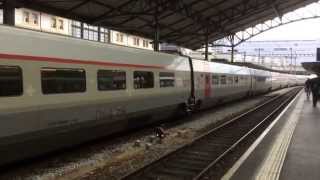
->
xmin=70 ymin=21 xmax=109 ymax=43
xmin=15 ymin=8 xmax=70 ymax=35
xmin=0 ymin=8 xmax=154 ymax=50
xmin=110 ymin=30 xmax=153 ymax=50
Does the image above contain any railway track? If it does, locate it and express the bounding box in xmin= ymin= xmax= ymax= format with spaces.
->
xmin=121 ymin=87 xmax=302 ymax=180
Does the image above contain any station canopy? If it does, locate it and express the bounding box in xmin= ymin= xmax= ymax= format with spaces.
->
xmin=5 ymin=0 xmax=318 ymax=50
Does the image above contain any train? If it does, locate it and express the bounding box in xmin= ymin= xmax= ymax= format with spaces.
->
xmin=0 ymin=25 xmax=307 ymax=166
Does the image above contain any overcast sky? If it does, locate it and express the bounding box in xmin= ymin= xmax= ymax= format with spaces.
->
xmin=251 ymin=2 xmax=320 ymax=41
xmin=251 ymin=18 xmax=320 ymax=41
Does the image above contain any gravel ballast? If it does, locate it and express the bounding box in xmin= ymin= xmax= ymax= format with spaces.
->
xmin=0 ymin=89 xmax=293 ymax=180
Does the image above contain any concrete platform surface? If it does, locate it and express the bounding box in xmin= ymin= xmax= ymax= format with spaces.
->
xmin=280 ymin=96 xmax=320 ymax=180
xmin=223 ymin=91 xmax=320 ymax=180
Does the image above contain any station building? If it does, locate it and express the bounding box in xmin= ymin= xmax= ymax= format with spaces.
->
xmin=0 ymin=8 xmax=153 ymax=51
xmin=14 ymin=8 xmax=70 ymax=35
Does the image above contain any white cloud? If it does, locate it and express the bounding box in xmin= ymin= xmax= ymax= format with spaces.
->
xmin=251 ymin=2 xmax=320 ymax=41
xmin=252 ymin=18 xmax=320 ymax=41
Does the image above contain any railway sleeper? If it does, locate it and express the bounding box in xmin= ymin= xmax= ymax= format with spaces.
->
xmin=165 ymin=162 xmax=205 ymax=172
xmin=198 ymin=138 xmax=231 ymax=144
xmin=143 ymin=173 xmax=177 ymax=180
xmin=187 ymin=147 xmax=223 ymax=155
xmin=207 ymin=133 xmax=241 ymax=139
xmin=179 ymin=154 xmax=213 ymax=162
xmin=183 ymin=149 xmax=216 ymax=158
xmin=172 ymin=158 xmax=210 ymax=167
xmin=205 ymin=137 xmax=239 ymax=144
xmin=154 ymin=166 xmax=197 ymax=178
xmin=197 ymin=141 xmax=232 ymax=148
xmin=174 ymin=154 xmax=213 ymax=163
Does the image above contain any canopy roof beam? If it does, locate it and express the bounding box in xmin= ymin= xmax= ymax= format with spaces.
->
xmin=2 ymin=0 xmax=316 ymax=50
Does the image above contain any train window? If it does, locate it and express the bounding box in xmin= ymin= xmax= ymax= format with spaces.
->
xmin=234 ymin=76 xmax=239 ymax=84
xmin=159 ymin=72 xmax=175 ymax=88
xmin=227 ymin=76 xmax=233 ymax=84
xmin=41 ymin=68 xmax=86 ymax=94
xmin=0 ymin=66 xmax=23 ymax=97
xmin=212 ymin=75 xmax=219 ymax=85
xmin=134 ymin=71 xmax=154 ymax=89
xmin=98 ymin=70 xmax=126 ymax=91
xmin=220 ymin=75 xmax=227 ymax=85
xmin=256 ymin=76 xmax=267 ymax=82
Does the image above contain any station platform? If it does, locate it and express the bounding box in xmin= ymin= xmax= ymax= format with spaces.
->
xmin=223 ymin=90 xmax=320 ymax=180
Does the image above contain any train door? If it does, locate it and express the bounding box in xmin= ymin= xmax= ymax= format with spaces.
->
xmin=204 ymin=74 xmax=211 ymax=97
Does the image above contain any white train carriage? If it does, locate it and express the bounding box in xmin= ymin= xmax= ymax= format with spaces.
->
xmin=271 ymin=72 xmax=282 ymax=90
xmin=191 ymin=60 xmax=252 ymax=108
xmin=250 ymin=69 xmax=272 ymax=94
xmin=295 ymin=75 xmax=308 ymax=85
xmin=0 ymin=25 xmax=303 ymax=166
xmin=0 ymin=25 xmax=193 ymax=165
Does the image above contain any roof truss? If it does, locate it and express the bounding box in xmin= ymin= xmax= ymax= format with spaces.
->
xmin=0 ymin=0 xmax=317 ymax=49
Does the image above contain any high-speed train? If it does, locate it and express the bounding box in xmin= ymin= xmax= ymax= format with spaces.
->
xmin=0 ymin=25 xmax=306 ymax=165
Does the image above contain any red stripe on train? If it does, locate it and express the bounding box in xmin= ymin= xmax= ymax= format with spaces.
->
xmin=0 ymin=53 xmax=164 ymax=69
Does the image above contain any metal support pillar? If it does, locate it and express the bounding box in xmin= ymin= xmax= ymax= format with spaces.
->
xmin=228 ymin=34 xmax=235 ymax=63
xmin=231 ymin=45 xmax=235 ymax=63
xmin=243 ymin=51 xmax=246 ymax=63
xmin=153 ymin=1 xmax=160 ymax=52
xmin=107 ymin=29 xmax=111 ymax=43
xmin=3 ymin=0 xmax=15 ymax=26
xmin=98 ymin=26 xmax=101 ymax=42
xmin=154 ymin=21 xmax=160 ymax=51
xmin=80 ymin=22 xmax=84 ymax=39
xmin=205 ymin=30 xmax=209 ymax=61
xmin=290 ymin=48 xmax=293 ymax=74
xmin=258 ymin=48 xmax=261 ymax=64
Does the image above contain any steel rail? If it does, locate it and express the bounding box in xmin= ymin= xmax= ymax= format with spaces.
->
xmin=121 ymin=87 xmax=302 ymax=180
xmin=194 ymin=88 xmax=300 ymax=179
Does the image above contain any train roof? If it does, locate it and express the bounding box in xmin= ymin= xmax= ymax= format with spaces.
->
xmin=191 ymin=58 xmax=251 ymax=75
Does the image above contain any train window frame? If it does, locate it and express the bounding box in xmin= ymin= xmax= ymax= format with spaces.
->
xmin=134 ymin=71 xmax=154 ymax=89
xmin=0 ymin=65 xmax=23 ymax=97
xmin=239 ymin=76 xmax=246 ymax=85
xmin=227 ymin=75 xmax=233 ymax=85
xmin=41 ymin=67 xmax=86 ymax=94
xmin=97 ymin=69 xmax=126 ymax=91
xmin=212 ymin=75 xmax=219 ymax=85
xmin=256 ymin=76 xmax=267 ymax=82
xmin=159 ymin=72 xmax=175 ymax=88
xmin=234 ymin=76 xmax=239 ymax=84
xmin=220 ymin=75 xmax=227 ymax=85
